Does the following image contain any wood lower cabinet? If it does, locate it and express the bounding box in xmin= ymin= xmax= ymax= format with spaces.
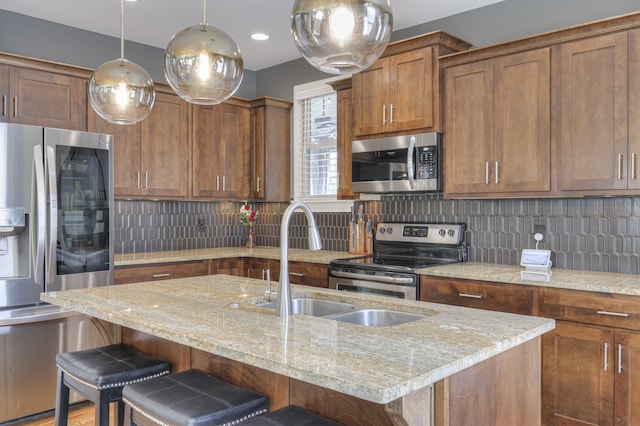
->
xmin=0 ymin=64 xmax=87 ymax=130
xmin=420 ymin=276 xmax=536 ymax=315
xmin=443 ymin=48 xmax=551 ymax=197
xmin=247 ymin=259 xmax=329 ymax=288
xmin=211 ymin=258 xmax=244 ymax=276
xmin=89 ymin=88 xmax=190 ymax=199
xmin=192 ymin=100 xmax=251 ymax=200
xmin=249 ymin=98 xmax=292 ymax=202
xmin=114 ymin=260 xmax=211 ymax=284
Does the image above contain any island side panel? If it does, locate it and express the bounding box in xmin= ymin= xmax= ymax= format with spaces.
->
xmin=438 ymin=337 xmax=541 ymax=426
xmin=122 ymin=328 xmax=191 ymax=371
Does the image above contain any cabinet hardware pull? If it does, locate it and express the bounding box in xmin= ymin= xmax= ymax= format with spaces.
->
xmin=390 ymin=104 xmax=394 ymax=124
xmin=13 ymin=96 xmax=17 ymax=117
xmin=1 ymin=95 xmax=6 ymax=116
xmin=382 ymin=104 xmax=387 ymax=125
xmin=136 ymin=171 xmax=141 ymax=189
xmin=485 ymin=162 xmax=490 ymax=185
xmin=216 ymin=175 xmax=220 ymax=192
xmin=222 ymin=175 xmax=226 ymax=192
xmin=152 ymin=273 xmax=171 ymax=278
xmin=618 ymin=153 xmax=623 ymax=180
xmin=257 ymin=176 xmax=261 ymax=193
xmin=597 ymin=310 xmax=629 ymax=317
xmin=145 ymin=171 xmax=149 ymax=188
xmin=495 ymin=161 xmax=500 ymax=184
xmin=632 ymin=153 xmax=637 ymax=180
xmin=289 ymin=272 xmax=304 ymax=277
xmin=604 ymin=343 xmax=609 ymax=371
xmin=459 ymin=293 xmax=482 ymax=299
xmin=618 ymin=344 xmax=623 ymax=373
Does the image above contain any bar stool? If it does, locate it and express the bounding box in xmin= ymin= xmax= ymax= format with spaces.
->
xmin=122 ymin=369 xmax=269 ymax=425
xmin=242 ymin=405 xmax=343 ymax=425
xmin=55 ymin=343 xmax=171 ymax=426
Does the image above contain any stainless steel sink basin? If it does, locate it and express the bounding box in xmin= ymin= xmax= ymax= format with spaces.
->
xmin=325 ymin=309 xmax=426 ymax=327
xmin=254 ymin=298 xmax=356 ymax=317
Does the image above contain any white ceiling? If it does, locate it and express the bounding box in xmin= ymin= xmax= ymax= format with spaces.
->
xmin=0 ymin=0 xmax=505 ymax=71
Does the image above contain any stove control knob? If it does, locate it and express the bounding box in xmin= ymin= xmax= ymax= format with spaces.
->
xmin=448 ymin=229 xmax=456 ymax=238
xmin=387 ymin=227 xmax=393 ymax=234
xmin=438 ymin=229 xmax=446 ymax=237
xmin=379 ymin=227 xmax=385 ymax=234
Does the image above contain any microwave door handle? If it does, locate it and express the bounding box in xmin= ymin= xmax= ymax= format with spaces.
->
xmin=32 ymin=146 xmax=46 ymax=286
xmin=407 ymin=136 xmax=417 ymax=189
xmin=45 ymin=145 xmax=57 ymax=286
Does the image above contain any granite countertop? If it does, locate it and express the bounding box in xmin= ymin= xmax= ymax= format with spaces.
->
xmin=419 ymin=262 xmax=640 ymax=296
xmin=41 ymin=275 xmax=554 ymax=404
xmin=115 ymin=247 xmax=355 ymax=267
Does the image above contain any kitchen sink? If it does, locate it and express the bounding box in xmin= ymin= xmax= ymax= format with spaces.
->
xmin=254 ymin=298 xmax=356 ymax=317
xmin=325 ymin=309 xmax=427 ymax=327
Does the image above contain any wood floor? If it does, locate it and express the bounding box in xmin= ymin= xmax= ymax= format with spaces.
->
xmin=15 ymin=403 xmax=115 ymax=426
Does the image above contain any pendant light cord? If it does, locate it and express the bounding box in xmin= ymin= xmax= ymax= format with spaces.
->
xmin=120 ymin=0 xmax=125 ymax=60
xmin=201 ymin=0 xmax=207 ymax=25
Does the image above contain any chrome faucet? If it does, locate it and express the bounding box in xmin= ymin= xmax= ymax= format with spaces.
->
xmin=276 ymin=202 xmax=322 ymax=317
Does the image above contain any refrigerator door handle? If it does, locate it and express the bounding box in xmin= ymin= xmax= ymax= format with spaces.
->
xmin=45 ymin=145 xmax=57 ymax=286
xmin=32 ymin=146 xmax=46 ymax=286
xmin=0 ymin=305 xmax=76 ymax=326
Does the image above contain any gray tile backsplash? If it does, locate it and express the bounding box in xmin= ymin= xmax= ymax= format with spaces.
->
xmin=115 ymin=194 xmax=640 ymax=274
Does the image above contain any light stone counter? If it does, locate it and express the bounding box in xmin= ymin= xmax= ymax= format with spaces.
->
xmin=115 ymin=247 xmax=354 ymax=267
xmin=419 ymin=262 xmax=640 ymax=296
xmin=41 ymin=274 xmax=554 ymax=405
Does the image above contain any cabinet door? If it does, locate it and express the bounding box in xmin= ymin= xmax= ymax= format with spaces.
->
xmin=628 ymin=29 xmax=640 ymax=190
xmin=287 ymin=261 xmax=328 ymax=288
xmin=443 ymin=60 xmax=494 ymax=194
xmin=114 ymin=261 xmax=210 ymax=284
xmin=389 ymin=47 xmax=435 ymax=132
xmin=557 ymin=33 xmax=629 ymax=191
xmin=140 ymin=92 xmax=189 ymax=198
xmin=10 ymin=67 xmax=87 ymax=130
xmin=211 ymin=258 xmax=243 ymax=276
xmin=336 ymin=87 xmax=357 ymax=199
xmin=218 ymin=103 xmax=250 ymax=199
xmin=88 ymin=107 xmax=142 ymax=198
xmin=352 ymin=59 xmax=388 ymax=137
xmin=0 ymin=64 xmax=8 ymax=123
xmin=245 ymin=259 xmax=271 ymax=279
xmin=192 ymin=104 xmax=222 ymax=198
xmin=615 ymin=331 xmax=640 ymax=425
xmin=542 ymin=321 xmax=614 ymax=426
xmin=493 ymin=48 xmax=551 ymax=192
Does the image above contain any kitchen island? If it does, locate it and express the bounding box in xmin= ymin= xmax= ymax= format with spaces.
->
xmin=42 ymin=274 xmax=554 ymax=425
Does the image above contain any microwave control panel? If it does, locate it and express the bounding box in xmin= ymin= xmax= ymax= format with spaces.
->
xmin=417 ymin=146 xmax=438 ymax=179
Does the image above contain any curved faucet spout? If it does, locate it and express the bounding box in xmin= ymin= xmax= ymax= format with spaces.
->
xmin=276 ymin=202 xmax=322 ymax=317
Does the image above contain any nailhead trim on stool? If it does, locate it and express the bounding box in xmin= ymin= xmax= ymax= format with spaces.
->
xmin=122 ymin=369 xmax=269 ymax=426
xmin=55 ymin=343 xmax=171 ymax=426
xmin=241 ymin=405 xmax=343 ymax=425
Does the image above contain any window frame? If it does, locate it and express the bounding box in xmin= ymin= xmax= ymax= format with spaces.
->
xmin=292 ymin=75 xmax=354 ymax=212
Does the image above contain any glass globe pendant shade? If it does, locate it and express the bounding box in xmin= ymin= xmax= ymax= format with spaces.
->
xmin=88 ymin=58 xmax=156 ymax=125
xmin=164 ymin=24 xmax=244 ymax=105
xmin=291 ymin=0 xmax=393 ymax=75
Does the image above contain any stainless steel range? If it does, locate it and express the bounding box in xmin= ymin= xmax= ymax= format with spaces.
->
xmin=329 ymin=222 xmax=467 ymax=300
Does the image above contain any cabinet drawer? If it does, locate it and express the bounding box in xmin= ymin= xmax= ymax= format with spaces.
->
xmin=115 ymin=261 xmax=210 ymax=284
xmin=287 ymin=261 xmax=328 ymax=288
xmin=420 ymin=277 xmax=534 ymax=315
xmin=541 ymin=288 xmax=640 ymax=330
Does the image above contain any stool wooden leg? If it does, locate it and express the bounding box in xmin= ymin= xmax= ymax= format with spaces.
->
xmin=117 ymin=400 xmax=126 ymax=426
xmin=55 ymin=369 xmax=70 ymax=426
xmin=95 ymin=391 xmax=111 ymax=426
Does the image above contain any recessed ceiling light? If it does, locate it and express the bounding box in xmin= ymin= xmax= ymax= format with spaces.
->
xmin=251 ymin=33 xmax=269 ymax=41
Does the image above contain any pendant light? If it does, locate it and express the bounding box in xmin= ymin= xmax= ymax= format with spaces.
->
xmin=291 ymin=0 xmax=393 ymax=75
xmin=88 ymin=0 xmax=155 ymax=125
xmin=164 ymin=0 xmax=244 ymax=105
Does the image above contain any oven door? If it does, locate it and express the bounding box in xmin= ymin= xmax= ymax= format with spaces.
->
xmin=328 ymin=270 xmax=418 ymax=300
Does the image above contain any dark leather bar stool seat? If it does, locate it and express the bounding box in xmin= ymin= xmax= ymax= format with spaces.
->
xmin=122 ymin=369 xmax=269 ymax=426
xmin=55 ymin=343 xmax=171 ymax=426
xmin=242 ymin=405 xmax=343 ymax=425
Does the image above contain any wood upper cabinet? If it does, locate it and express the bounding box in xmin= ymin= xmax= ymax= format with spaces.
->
xmin=329 ymin=78 xmax=358 ymax=200
xmin=89 ymin=89 xmax=190 ymax=199
xmin=557 ymin=30 xmax=640 ymax=193
xmin=250 ymin=98 xmax=292 ymax=202
xmin=353 ymin=47 xmax=436 ymax=137
xmin=0 ymin=65 xmax=87 ymax=130
xmin=443 ymin=48 xmax=551 ymax=197
xmin=192 ymin=100 xmax=251 ymax=200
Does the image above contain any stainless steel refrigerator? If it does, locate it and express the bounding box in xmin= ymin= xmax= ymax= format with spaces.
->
xmin=0 ymin=123 xmax=114 ymax=423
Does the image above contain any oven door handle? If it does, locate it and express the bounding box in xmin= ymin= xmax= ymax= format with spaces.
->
xmin=330 ymin=270 xmax=415 ymax=285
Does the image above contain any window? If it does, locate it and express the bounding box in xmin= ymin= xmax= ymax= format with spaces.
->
xmin=292 ymin=76 xmax=353 ymax=212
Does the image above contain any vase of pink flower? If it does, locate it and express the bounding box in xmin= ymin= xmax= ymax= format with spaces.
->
xmin=240 ymin=204 xmax=259 ymax=248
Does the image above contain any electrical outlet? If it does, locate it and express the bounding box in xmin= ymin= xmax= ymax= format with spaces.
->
xmin=533 ymin=224 xmax=545 ymax=242
xmin=197 ymin=219 xmax=205 ymax=232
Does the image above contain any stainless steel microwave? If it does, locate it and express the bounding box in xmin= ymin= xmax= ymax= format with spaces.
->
xmin=351 ymin=132 xmax=442 ymax=193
